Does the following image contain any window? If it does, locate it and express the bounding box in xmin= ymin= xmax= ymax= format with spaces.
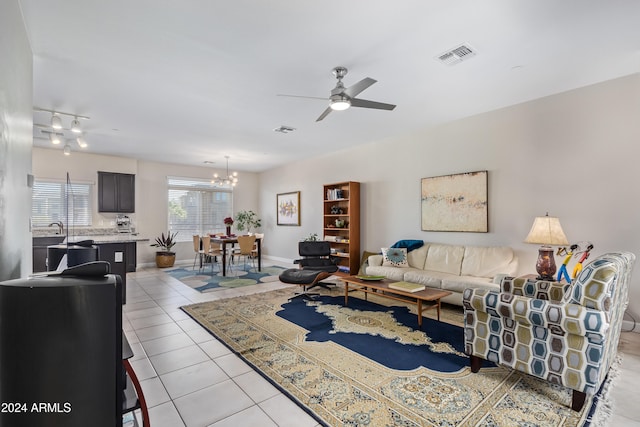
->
xmin=167 ymin=177 xmax=233 ymax=241
xmin=32 ymin=180 xmax=92 ymax=227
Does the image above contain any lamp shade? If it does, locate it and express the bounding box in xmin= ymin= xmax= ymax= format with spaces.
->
xmin=524 ymin=214 xmax=568 ymax=246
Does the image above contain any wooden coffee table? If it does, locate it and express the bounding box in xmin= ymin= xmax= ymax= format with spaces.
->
xmin=339 ymin=276 xmax=452 ymax=329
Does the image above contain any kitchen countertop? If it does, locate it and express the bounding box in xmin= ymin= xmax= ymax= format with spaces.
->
xmin=64 ymin=234 xmax=149 ymax=244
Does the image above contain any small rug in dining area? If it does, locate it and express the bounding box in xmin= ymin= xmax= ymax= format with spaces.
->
xmin=165 ymin=263 xmax=287 ymax=293
xmin=181 ymin=288 xmax=614 ymax=427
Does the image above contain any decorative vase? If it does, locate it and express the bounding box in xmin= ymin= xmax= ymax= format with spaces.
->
xmin=226 ymin=226 xmax=231 ymax=236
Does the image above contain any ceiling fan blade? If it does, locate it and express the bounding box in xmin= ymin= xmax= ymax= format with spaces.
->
xmin=277 ymin=94 xmax=328 ymax=101
xmin=350 ymin=98 xmax=396 ymax=111
xmin=343 ymin=77 xmax=376 ymax=98
xmin=316 ymin=107 xmax=333 ymax=122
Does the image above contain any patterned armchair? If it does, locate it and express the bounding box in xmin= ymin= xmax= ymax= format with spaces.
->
xmin=463 ymin=252 xmax=635 ymax=411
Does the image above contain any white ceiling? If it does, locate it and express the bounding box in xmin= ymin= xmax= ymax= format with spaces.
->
xmin=19 ymin=0 xmax=640 ymax=172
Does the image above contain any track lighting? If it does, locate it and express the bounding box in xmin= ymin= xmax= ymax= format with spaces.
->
xmin=49 ymin=132 xmax=61 ymax=145
xmin=51 ymin=114 xmax=63 ymax=129
xmin=34 ymin=107 xmax=92 ymax=156
xmin=70 ymin=118 xmax=82 ymax=133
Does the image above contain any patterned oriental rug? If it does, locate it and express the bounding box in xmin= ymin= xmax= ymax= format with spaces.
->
xmin=181 ymin=288 xmax=614 ymax=426
xmin=166 ymin=264 xmax=287 ymax=293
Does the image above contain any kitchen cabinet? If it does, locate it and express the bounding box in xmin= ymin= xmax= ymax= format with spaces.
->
xmin=98 ymin=171 xmax=135 ymax=213
xmin=32 ymin=236 xmax=65 ymax=272
xmin=97 ymin=242 xmax=128 ymax=302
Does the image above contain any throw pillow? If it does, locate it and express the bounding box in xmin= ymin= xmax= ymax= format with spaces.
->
xmin=381 ymin=247 xmax=409 ymax=267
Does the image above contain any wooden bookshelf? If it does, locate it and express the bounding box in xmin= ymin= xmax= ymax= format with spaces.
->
xmin=323 ymin=181 xmax=360 ymax=274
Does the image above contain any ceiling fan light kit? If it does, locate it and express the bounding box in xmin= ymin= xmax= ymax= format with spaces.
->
xmin=279 ymin=66 xmax=396 ymax=122
xmin=329 ymin=95 xmax=351 ymax=111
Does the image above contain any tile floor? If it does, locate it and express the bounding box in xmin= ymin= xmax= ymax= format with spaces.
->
xmin=124 ymin=264 xmax=640 ymax=427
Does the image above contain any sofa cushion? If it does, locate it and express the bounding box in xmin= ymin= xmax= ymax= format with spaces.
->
xmin=461 ymin=245 xmax=518 ymax=278
xmin=381 ymin=247 xmax=409 ymax=267
xmin=424 ymin=244 xmax=464 ymax=275
xmin=365 ymin=265 xmax=411 ymax=281
xmin=403 ymin=269 xmax=448 ymax=288
xmin=441 ymin=275 xmax=498 ymax=293
xmin=407 ymin=244 xmax=429 ymax=268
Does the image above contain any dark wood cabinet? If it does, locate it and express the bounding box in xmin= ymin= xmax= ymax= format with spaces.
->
xmin=125 ymin=242 xmax=137 ymax=273
xmin=32 ymin=236 xmax=66 ymax=273
xmin=97 ymin=242 xmax=128 ymax=303
xmin=98 ymin=172 xmax=135 ymax=213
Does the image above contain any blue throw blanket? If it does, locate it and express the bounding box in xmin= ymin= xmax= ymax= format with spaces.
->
xmin=390 ymin=239 xmax=424 ymax=252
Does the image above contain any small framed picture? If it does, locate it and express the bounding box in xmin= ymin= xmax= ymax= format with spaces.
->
xmin=277 ymin=191 xmax=300 ymax=226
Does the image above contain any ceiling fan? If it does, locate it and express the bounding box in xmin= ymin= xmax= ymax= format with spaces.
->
xmin=278 ymin=66 xmax=396 ymax=122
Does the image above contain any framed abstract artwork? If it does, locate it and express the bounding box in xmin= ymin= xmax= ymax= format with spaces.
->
xmin=421 ymin=170 xmax=488 ymax=232
xmin=277 ymin=191 xmax=300 ymax=226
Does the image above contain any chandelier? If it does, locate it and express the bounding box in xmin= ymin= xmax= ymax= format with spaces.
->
xmin=211 ymin=156 xmax=239 ymax=187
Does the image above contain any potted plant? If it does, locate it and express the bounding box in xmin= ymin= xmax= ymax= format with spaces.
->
xmin=151 ymin=231 xmax=178 ymax=268
xmin=234 ymin=210 xmax=262 ymax=234
xmin=303 ymin=233 xmax=319 ymax=241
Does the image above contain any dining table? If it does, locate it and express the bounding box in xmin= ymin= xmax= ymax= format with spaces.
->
xmin=210 ymin=235 xmax=262 ymax=276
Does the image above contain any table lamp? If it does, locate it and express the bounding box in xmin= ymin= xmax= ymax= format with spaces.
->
xmin=524 ymin=213 xmax=569 ymax=280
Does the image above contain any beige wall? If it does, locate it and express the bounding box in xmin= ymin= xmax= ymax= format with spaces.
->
xmin=32 ymin=149 xmax=260 ymax=265
xmin=258 ymin=73 xmax=640 ymax=326
xmin=0 ymin=0 xmax=33 ymax=280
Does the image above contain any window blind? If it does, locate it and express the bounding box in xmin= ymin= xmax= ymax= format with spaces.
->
xmin=32 ymin=180 xmax=92 ymax=227
xmin=167 ymin=177 xmax=233 ymax=241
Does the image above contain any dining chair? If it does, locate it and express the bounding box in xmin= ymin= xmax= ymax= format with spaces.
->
xmin=192 ymin=235 xmax=205 ymax=271
xmin=207 ymin=236 xmax=223 ymax=274
xmin=193 ymin=235 xmax=221 ymax=273
xmin=233 ymin=235 xmax=257 ymax=274
xmin=250 ymin=233 xmax=264 ymax=259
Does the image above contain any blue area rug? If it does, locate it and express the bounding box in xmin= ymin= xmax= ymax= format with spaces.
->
xmin=277 ymin=295 xmax=493 ymax=372
xmin=182 ymin=288 xmax=612 ymax=426
xmin=165 ymin=264 xmax=287 ymax=293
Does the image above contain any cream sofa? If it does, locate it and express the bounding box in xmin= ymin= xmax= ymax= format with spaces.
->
xmin=365 ymin=242 xmax=518 ymax=306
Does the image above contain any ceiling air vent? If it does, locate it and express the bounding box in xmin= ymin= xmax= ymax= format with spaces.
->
xmin=273 ymin=125 xmax=296 ymax=134
xmin=436 ymin=44 xmax=477 ymax=66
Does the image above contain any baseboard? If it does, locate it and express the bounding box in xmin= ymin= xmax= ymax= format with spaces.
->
xmin=622 ymin=319 xmax=640 ymax=333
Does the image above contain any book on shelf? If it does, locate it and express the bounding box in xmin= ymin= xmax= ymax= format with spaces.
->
xmin=326 ymin=188 xmax=345 ymax=200
xmin=337 ymin=265 xmax=350 ymax=273
xmin=388 ymin=281 xmax=425 ymax=293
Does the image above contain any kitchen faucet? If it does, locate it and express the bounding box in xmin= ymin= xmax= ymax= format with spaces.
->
xmin=48 ymin=221 xmax=64 ymax=234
